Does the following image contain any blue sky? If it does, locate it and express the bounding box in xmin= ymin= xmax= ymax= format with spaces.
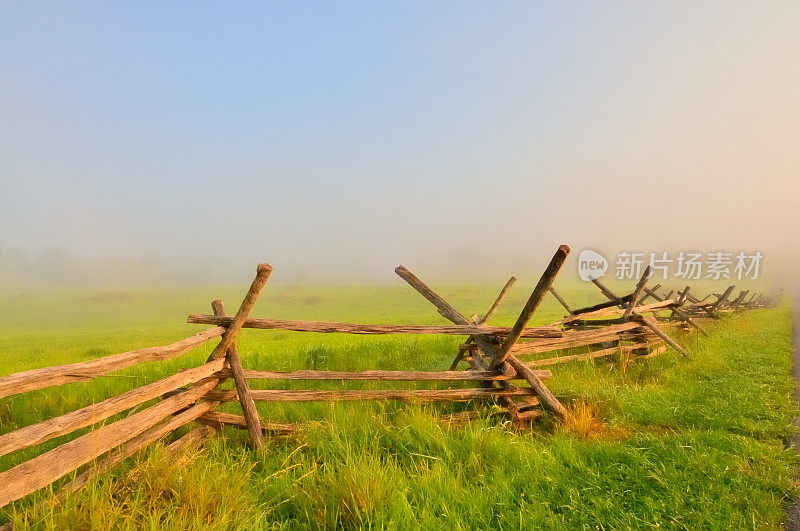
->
xmin=1 ymin=2 xmax=798 ymax=284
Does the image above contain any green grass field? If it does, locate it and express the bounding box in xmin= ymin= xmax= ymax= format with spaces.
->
xmin=0 ymin=284 xmax=795 ymax=529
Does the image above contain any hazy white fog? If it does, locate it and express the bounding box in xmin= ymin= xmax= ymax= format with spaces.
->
xmin=1 ymin=2 xmax=798 ymax=287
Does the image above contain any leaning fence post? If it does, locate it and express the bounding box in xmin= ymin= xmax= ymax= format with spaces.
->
xmin=622 ymin=266 xmax=651 ymax=321
xmin=207 ymin=263 xmax=273 ymax=448
xmin=210 ymin=299 xmax=264 ymax=448
xmin=548 ymin=287 xmax=574 ymax=315
xmin=493 ymin=245 xmax=570 ymax=367
xmin=594 ymin=274 xmax=688 ymax=357
xmin=707 ymin=285 xmax=735 ymax=316
xmin=478 ymin=276 xmax=518 ymax=325
xmin=639 ymin=283 xmax=661 ymax=304
xmin=590 ymin=278 xmax=628 ymax=309
xmin=449 ymin=276 xmax=517 ymax=370
xmin=644 ymin=286 xmax=707 ymax=336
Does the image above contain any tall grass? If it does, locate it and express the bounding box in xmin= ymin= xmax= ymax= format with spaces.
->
xmin=0 ymin=286 xmax=794 ymax=528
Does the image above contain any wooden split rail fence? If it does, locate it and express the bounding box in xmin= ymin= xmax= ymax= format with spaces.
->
xmin=0 ymin=247 xmax=779 ymax=508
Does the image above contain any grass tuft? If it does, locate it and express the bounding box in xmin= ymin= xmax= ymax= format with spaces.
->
xmin=562 ymin=401 xmax=606 ymax=439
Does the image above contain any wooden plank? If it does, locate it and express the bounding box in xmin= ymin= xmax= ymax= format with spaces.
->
xmin=165 ymin=425 xmax=216 ymax=454
xmin=634 ymin=315 xmax=687 ymax=357
xmin=207 ymin=264 xmax=273 ymax=360
xmin=395 ymin=265 xmax=470 ymax=325
xmin=590 ymin=278 xmax=627 ymax=308
xmin=590 ymin=280 xmax=689 ymax=357
xmin=569 ymin=294 xmax=634 ymax=316
xmin=623 ymin=267 xmax=651 ymax=321
xmin=188 ymin=315 xmax=563 ymax=339
xmin=0 ymin=358 xmax=225 ymax=458
xmin=207 ymin=387 xmax=539 ymax=402
xmin=527 ymin=344 xmax=626 ymax=367
xmin=548 ymin=287 xmax=574 ymax=314
xmin=197 ymin=411 xmax=296 ymax=435
xmin=505 ymin=356 xmax=567 ymax=417
xmin=509 ymin=322 xmax=641 ymax=355
xmin=637 ymin=345 xmax=668 ymax=360
xmin=639 ymin=283 xmax=661 ymax=304
xmin=450 ymin=276 xmax=516 ymax=370
xmin=222 ymin=368 xmax=551 ymax=381
xmin=494 ymin=245 xmax=571 ymax=366
xmin=732 ymin=290 xmax=750 ymax=309
xmin=478 ymin=276 xmax=517 ymax=324
xmin=59 ymin=399 xmax=219 ymax=497
xmin=677 ymin=286 xmax=691 ymax=304
xmin=0 ymin=327 xmax=225 ymax=400
xmin=209 ymin=299 xmax=263 ymax=449
xmin=708 ymin=285 xmax=735 ymax=315
xmin=556 ymin=299 xmax=674 ymax=325
xmin=0 ymin=378 xmax=220 ymax=507
xmin=643 ymin=287 xmax=707 ymax=337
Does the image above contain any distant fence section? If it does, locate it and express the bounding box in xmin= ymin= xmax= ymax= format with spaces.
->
xmin=0 ymin=247 xmax=779 ymax=508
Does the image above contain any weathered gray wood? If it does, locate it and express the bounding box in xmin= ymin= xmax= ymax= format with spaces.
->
xmin=643 ymin=287 xmax=707 ymax=337
xmin=707 ymin=285 xmax=735 ymax=315
xmin=637 ymin=345 xmax=668 ymax=360
xmin=509 ymin=322 xmax=641 ymax=355
xmin=589 ymin=280 xmax=688 ymax=358
xmin=562 ymin=317 xmax=626 ymax=327
xmin=478 ymin=276 xmax=517 ymax=324
xmin=0 ymin=358 xmax=225 ymax=458
xmin=0 ymin=378 xmax=220 ymax=507
xmin=527 ymin=344 xmax=630 ymax=367
xmin=395 ymin=264 xmax=567 ymax=417
xmin=197 ymin=411 xmax=296 ymax=435
xmin=207 ymin=387 xmax=540 ymax=402
xmin=557 ymin=300 xmax=674 ymax=325
xmin=677 ymin=286 xmax=691 ymax=304
xmin=207 ymin=263 xmax=273 ymax=360
xmin=59 ymin=399 xmax=219 ymax=496
xmin=639 ymin=283 xmax=661 ymax=304
xmin=623 ymin=266 xmax=651 ymax=321
xmin=569 ymin=295 xmax=634 ymax=316
xmin=0 ymin=327 xmax=225 ymax=400
xmin=504 ymin=357 xmax=567 ymax=418
xmin=633 ymin=315 xmax=688 ymax=357
xmin=548 ymin=286 xmax=572 ymax=314
xmin=222 ymin=368 xmax=549 ymax=381
xmin=188 ymin=315 xmax=563 ymax=339
xmin=548 ymin=287 xmax=573 ymax=314
xmin=494 ymin=245 xmax=571 ymax=366
xmin=165 ymin=425 xmax=216 ymax=454
xmin=210 ymin=299 xmax=263 ymax=449
xmin=395 ymin=265 xmax=474 ymax=324
xmin=590 ymin=278 xmax=627 ymax=309
xmin=732 ymin=290 xmax=750 ymax=309
xmin=449 ymin=276 xmax=519 ymax=370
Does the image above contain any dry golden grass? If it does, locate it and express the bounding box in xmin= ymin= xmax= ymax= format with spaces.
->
xmin=562 ymin=401 xmax=607 ymax=439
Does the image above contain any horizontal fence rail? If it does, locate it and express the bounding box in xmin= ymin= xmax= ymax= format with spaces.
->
xmin=187 ymin=315 xmax=563 ymax=338
xmin=0 ymin=327 xmax=225 ymax=400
